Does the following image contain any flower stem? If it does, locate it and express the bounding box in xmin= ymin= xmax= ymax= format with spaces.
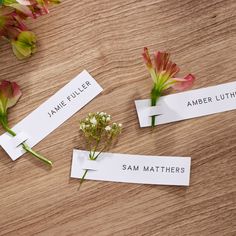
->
xmin=1 ymin=121 xmax=52 ymax=166
xmin=79 ymin=169 xmax=88 ymax=188
xmin=21 ymin=143 xmax=53 ymax=166
xmin=78 ymin=149 xmax=104 ymax=190
xmin=151 ymin=88 xmax=161 ymax=127
xmin=3 ymin=124 xmax=16 ymax=136
xmin=151 ymin=98 xmax=157 ymax=127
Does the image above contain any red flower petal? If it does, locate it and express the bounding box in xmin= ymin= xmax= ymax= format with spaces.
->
xmin=154 ymin=51 xmax=163 ymax=73
xmin=154 ymin=51 xmax=173 ymax=75
xmin=142 ymin=47 xmax=153 ymax=69
xmin=162 ymin=52 xmax=170 ymax=70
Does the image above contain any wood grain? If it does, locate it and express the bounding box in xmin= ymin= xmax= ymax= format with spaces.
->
xmin=0 ymin=0 xmax=236 ymax=235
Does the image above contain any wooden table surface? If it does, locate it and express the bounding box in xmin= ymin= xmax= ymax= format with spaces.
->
xmin=0 ymin=0 xmax=235 ymax=235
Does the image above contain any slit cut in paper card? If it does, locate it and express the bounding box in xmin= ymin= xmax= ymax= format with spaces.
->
xmin=0 ymin=70 xmax=103 ymax=161
xmin=135 ymin=81 xmax=236 ymax=127
xmin=71 ymin=150 xmax=191 ymax=186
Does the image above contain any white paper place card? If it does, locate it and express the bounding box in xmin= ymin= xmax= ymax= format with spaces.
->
xmin=71 ymin=150 xmax=191 ymax=186
xmin=135 ymin=81 xmax=236 ymax=127
xmin=0 ymin=70 xmax=103 ymax=160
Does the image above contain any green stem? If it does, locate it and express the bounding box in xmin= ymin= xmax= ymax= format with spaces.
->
xmin=151 ymin=88 xmax=161 ymax=127
xmin=1 ymin=121 xmax=52 ymax=166
xmin=78 ymin=136 xmax=113 ymax=190
xmin=3 ymin=124 xmax=16 ymax=136
xmin=93 ymin=146 xmax=106 ymax=160
xmin=78 ymin=147 xmax=105 ymax=190
xmin=78 ymin=170 xmax=88 ymax=190
xmin=22 ymin=143 xmax=52 ymax=166
xmin=151 ymin=97 xmax=157 ymax=127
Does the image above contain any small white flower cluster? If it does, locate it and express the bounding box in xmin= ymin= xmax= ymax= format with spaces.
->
xmin=78 ymin=112 xmax=123 ymax=186
xmin=79 ymin=112 xmax=122 ymax=136
xmin=105 ymin=122 xmax=122 ymax=132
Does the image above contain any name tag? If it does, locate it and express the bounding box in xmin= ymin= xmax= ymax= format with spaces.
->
xmin=71 ymin=150 xmax=191 ymax=186
xmin=0 ymin=70 xmax=103 ymax=160
xmin=135 ymin=82 xmax=236 ymax=127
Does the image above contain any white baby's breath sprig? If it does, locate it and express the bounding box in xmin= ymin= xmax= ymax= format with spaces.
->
xmin=78 ymin=112 xmax=122 ymax=188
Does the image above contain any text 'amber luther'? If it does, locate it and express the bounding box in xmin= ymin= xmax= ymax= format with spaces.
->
xmin=187 ymin=91 xmax=236 ymax=107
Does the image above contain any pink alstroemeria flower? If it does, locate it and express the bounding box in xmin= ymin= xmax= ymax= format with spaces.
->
xmin=0 ymin=80 xmax=22 ymax=124
xmin=0 ymin=80 xmax=53 ymax=166
xmin=0 ymin=0 xmax=60 ymax=59
xmin=142 ymin=47 xmax=195 ymax=127
xmin=0 ymin=7 xmax=27 ymax=38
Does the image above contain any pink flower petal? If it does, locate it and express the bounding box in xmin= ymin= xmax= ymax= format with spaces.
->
xmin=165 ymin=61 xmax=180 ymax=78
xmin=154 ymin=51 xmax=163 ymax=73
xmin=142 ymin=47 xmax=153 ymax=69
xmin=16 ymin=0 xmax=32 ymax=5
xmin=0 ymin=81 xmax=13 ymax=98
xmin=171 ymin=74 xmax=195 ymax=91
xmin=162 ymin=52 xmax=170 ymax=70
xmin=0 ymin=80 xmax=22 ymax=110
xmin=9 ymin=3 xmax=34 ymax=18
xmin=7 ymin=82 xmax=22 ymax=108
xmin=154 ymin=51 xmax=179 ymax=78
